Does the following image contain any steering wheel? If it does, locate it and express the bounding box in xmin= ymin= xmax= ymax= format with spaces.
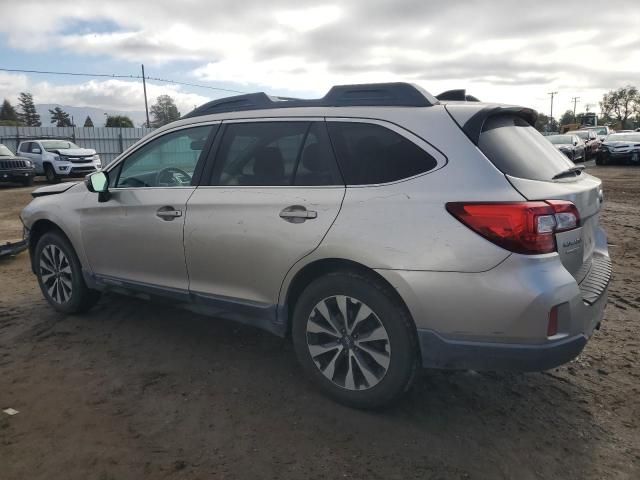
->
xmin=156 ymin=167 xmax=192 ymax=187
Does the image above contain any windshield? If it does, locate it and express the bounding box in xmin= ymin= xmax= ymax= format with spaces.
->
xmin=478 ymin=115 xmax=574 ymax=181
xmin=570 ymin=131 xmax=589 ymax=140
xmin=0 ymin=144 xmax=14 ymax=156
xmin=606 ymin=133 xmax=640 ymax=142
xmin=592 ymin=127 xmax=607 ymax=135
xmin=41 ymin=140 xmax=80 ymax=150
xmin=547 ymin=135 xmax=573 ymax=145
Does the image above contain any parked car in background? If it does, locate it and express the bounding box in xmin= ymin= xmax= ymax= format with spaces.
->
xmin=17 ymin=139 xmax=101 ymax=184
xmin=597 ymin=132 xmax=640 ymax=165
xmin=586 ymin=126 xmax=612 ymax=141
xmin=546 ymin=134 xmax=586 ymax=162
xmin=0 ymin=143 xmax=36 ymax=186
xmin=21 ymin=83 xmax=610 ymax=408
xmin=567 ymin=130 xmax=600 ymax=160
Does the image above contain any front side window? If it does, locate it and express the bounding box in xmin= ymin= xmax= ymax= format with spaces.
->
xmin=115 ymin=125 xmax=214 ymax=188
xmin=19 ymin=142 xmax=30 ymax=153
xmin=211 ymin=121 xmax=342 ymax=186
xmin=327 ymin=122 xmax=438 ymax=185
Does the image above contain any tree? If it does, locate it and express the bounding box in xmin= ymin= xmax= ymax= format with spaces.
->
xmin=559 ymin=110 xmax=574 ymax=126
xmin=0 ymin=99 xmax=20 ymax=123
xmin=83 ymin=115 xmax=95 ymax=127
xmin=599 ymin=86 xmax=639 ymax=130
xmin=150 ymin=94 xmax=180 ymax=127
xmin=534 ymin=113 xmax=558 ymax=132
xmin=17 ymin=92 xmax=41 ymax=126
xmin=105 ymin=115 xmax=134 ymax=128
xmin=49 ymin=106 xmax=72 ymax=127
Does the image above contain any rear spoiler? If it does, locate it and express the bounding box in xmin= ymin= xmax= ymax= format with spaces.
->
xmin=445 ymin=104 xmax=538 ymax=145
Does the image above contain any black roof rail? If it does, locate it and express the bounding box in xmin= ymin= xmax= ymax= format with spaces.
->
xmin=183 ymin=82 xmax=439 ymax=118
xmin=436 ymin=89 xmax=480 ymax=102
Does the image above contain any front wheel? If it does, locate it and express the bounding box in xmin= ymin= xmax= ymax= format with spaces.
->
xmin=292 ymin=271 xmax=418 ymax=408
xmin=35 ymin=231 xmax=100 ymax=314
xmin=44 ymin=164 xmax=59 ymax=184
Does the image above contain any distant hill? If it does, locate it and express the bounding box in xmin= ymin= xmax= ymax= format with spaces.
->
xmin=35 ymin=104 xmax=147 ymax=127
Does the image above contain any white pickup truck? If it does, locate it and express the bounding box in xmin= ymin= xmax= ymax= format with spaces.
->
xmin=17 ymin=139 xmax=101 ymax=183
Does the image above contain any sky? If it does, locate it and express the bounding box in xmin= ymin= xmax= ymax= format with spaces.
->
xmin=0 ymin=0 xmax=638 ymax=125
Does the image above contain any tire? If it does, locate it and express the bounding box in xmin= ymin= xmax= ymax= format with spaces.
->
xmin=34 ymin=231 xmax=100 ymax=314
xmin=21 ymin=176 xmax=34 ymax=187
xmin=44 ymin=164 xmax=59 ymax=184
xmin=292 ymin=271 xmax=418 ymax=409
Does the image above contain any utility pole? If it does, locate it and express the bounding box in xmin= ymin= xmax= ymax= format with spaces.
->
xmin=141 ymin=64 xmax=150 ymax=128
xmin=571 ymin=96 xmax=580 ymax=123
xmin=548 ymin=91 xmax=558 ymax=131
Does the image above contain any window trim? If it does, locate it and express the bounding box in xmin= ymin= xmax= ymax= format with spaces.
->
xmin=200 ymin=117 xmax=345 ymax=189
xmin=325 ymin=117 xmax=447 ymax=187
xmin=106 ymin=121 xmax=221 ymax=191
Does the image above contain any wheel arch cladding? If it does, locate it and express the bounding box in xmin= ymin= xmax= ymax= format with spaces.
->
xmin=283 ymin=258 xmax=418 ymax=339
xmin=29 ymin=219 xmax=73 ymax=273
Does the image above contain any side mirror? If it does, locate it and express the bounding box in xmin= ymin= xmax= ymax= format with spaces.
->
xmin=32 ymin=148 xmax=41 ymax=154
xmin=574 ymin=141 xmax=578 ymax=146
xmin=85 ymin=171 xmax=110 ymax=202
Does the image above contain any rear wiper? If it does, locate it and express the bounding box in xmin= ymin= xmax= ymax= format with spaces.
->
xmin=552 ymin=165 xmax=585 ymax=180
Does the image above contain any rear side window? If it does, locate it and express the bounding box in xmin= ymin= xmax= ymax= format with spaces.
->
xmin=327 ymin=122 xmax=437 ymax=185
xmin=211 ymin=121 xmax=342 ymax=186
xmin=479 ymin=115 xmax=574 ymax=181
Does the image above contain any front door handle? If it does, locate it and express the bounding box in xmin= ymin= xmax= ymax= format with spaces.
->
xmin=156 ymin=206 xmax=182 ymax=221
xmin=279 ymin=205 xmax=317 ymax=223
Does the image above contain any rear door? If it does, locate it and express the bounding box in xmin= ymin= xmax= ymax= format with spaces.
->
xmin=184 ymin=119 xmax=345 ymax=315
xmin=475 ymin=114 xmax=604 ymax=281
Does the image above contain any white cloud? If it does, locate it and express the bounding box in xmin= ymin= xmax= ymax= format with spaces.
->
xmin=0 ymin=0 xmax=638 ymax=116
xmin=0 ymin=72 xmax=210 ymax=116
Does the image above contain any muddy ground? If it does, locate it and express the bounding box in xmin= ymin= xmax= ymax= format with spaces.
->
xmin=1 ymin=166 xmax=638 ymax=480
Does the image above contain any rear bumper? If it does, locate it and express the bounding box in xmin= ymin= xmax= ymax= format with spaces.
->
xmin=417 ymin=329 xmax=588 ymax=371
xmin=376 ymin=248 xmax=610 ymax=372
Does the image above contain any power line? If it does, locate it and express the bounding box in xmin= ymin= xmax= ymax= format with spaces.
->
xmin=0 ymin=67 xmax=248 ymax=94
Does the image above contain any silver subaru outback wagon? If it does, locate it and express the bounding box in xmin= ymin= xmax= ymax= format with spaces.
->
xmin=21 ymin=83 xmax=611 ymax=408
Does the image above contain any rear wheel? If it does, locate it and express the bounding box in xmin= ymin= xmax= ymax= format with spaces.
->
xmin=35 ymin=231 xmax=100 ymax=314
xmin=44 ymin=164 xmax=59 ymax=184
xmin=292 ymin=271 xmax=418 ymax=408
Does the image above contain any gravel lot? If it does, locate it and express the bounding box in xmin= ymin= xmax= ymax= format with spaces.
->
xmin=1 ymin=166 xmax=639 ymax=480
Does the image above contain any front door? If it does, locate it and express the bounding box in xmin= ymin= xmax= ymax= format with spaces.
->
xmin=79 ymin=124 xmax=218 ymax=292
xmin=184 ymin=120 xmax=345 ymax=318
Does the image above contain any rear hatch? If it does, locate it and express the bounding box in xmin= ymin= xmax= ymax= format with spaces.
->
xmin=449 ymin=108 xmax=603 ymax=282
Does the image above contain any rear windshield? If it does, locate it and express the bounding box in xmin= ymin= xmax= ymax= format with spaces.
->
xmin=571 ymin=131 xmax=589 ymax=140
xmin=547 ymin=135 xmax=572 ymax=144
xmin=478 ymin=115 xmax=574 ymax=181
xmin=607 ymin=133 xmax=640 ymax=142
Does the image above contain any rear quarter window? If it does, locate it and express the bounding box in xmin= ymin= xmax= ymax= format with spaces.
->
xmin=478 ymin=115 xmax=574 ymax=181
xmin=327 ymin=122 xmax=438 ymax=185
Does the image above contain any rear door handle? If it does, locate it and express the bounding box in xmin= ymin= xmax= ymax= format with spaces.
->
xmin=156 ymin=206 xmax=183 ymax=221
xmin=279 ymin=205 xmax=317 ymax=223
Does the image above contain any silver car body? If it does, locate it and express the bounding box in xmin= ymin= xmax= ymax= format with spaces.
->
xmin=21 ymin=92 xmax=611 ymax=371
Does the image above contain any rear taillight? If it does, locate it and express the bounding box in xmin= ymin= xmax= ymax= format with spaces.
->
xmin=446 ymin=201 xmax=580 ymax=254
xmin=547 ymin=305 xmax=559 ymax=337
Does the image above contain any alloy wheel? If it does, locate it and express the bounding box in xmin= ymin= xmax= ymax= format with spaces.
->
xmin=306 ymin=295 xmax=391 ymax=391
xmin=39 ymin=244 xmax=73 ymax=304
